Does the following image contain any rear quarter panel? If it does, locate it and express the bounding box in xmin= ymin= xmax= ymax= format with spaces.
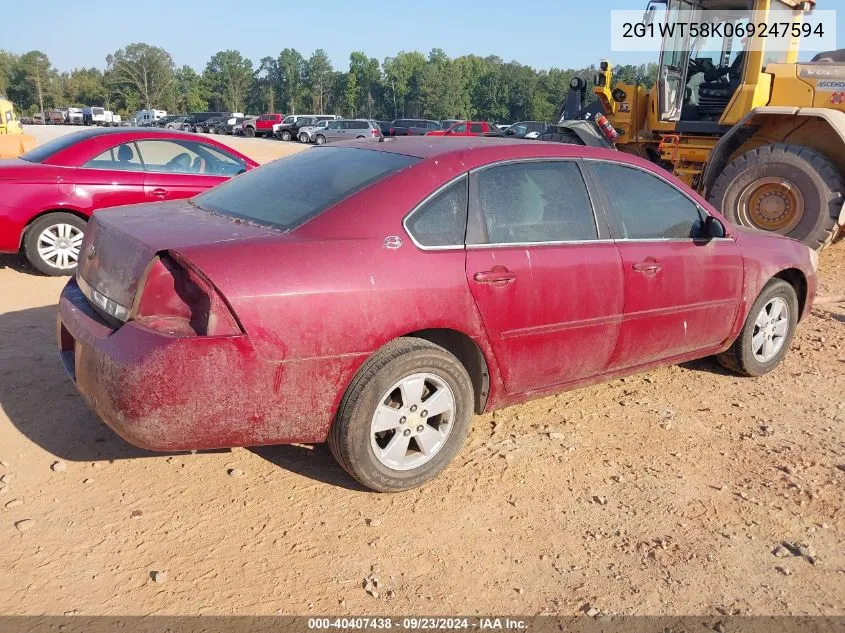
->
xmin=0 ymin=167 xmax=65 ymax=251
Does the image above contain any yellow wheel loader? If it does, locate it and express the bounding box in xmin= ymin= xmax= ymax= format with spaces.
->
xmin=545 ymin=0 xmax=845 ymax=250
xmin=0 ymin=97 xmax=36 ymax=159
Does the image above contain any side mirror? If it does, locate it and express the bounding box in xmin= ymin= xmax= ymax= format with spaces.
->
xmin=702 ymin=215 xmax=726 ymax=238
xmin=505 ymin=128 xmax=515 ymax=135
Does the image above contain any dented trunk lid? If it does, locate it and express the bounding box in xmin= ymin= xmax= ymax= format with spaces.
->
xmin=76 ymin=199 xmax=276 ymax=310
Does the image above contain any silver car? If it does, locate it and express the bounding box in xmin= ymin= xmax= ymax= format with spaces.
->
xmin=164 ymin=116 xmax=187 ymax=130
xmin=297 ymin=118 xmax=333 ymax=143
xmin=312 ymin=119 xmax=381 ymax=145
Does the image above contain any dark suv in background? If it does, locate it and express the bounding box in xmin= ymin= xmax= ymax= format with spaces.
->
xmin=389 ymin=119 xmax=440 ymax=135
xmin=183 ymin=112 xmax=230 ymax=133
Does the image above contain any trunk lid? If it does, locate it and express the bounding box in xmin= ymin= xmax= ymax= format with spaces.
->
xmin=77 ymin=199 xmax=276 ymax=310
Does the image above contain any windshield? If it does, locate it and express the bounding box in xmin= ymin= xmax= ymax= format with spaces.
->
xmin=192 ymin=147 xmax=420 ymax=231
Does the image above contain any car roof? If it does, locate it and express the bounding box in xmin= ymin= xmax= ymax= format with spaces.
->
xmin=332 ymin=136 xmax=675 ymax=179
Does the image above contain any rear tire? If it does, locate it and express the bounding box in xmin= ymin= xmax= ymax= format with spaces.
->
xmin=24 ymin=213 xmax=87 ymax=276
xmin=244 ymin=127 xmax=255 ymax=138
xmin=709 ymin=143 xmax=843 ymax=250
xmin=281 ymin=130 xmax=292 ymax=141
xmin=717 ymin=279 xmax=798 ymax=377
xmin=328 ymin=338 xmax=474 ymax=492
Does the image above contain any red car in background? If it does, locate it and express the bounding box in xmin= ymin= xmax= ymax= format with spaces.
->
xmin=251 ymin=114 xmax=285 ymax=138
xmin=425 ymin=121 xmax=502 ymax=136
xmin=0 ymin=128 xmax=257 ymax=275
xmin=58 ymin=137 xmax=816 ymax=492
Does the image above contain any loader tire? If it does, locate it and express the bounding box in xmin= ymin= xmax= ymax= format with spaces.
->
xmin=708 ymin=143 xmax=843 ymax=250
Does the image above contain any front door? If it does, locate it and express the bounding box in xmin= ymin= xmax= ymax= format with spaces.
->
xmin=134 ymin=139 xmax=239 ymax=201
xmin=465 ymin=159 xmax=624 ymax=395
xmin=657 ymin=0 xmax=695 ymax=121
xmin=76 ymin=141 xmax=147 ymax=209
xmin=586 ymin=160 xmax=743 ymax=369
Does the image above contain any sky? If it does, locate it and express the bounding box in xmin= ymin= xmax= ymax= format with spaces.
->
xmin=5 ymin=0 xmax=845 ymax=73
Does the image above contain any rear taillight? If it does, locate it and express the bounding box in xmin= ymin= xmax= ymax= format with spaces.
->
xmin=131 ymin=252 xmax=241 ymax=337
xmin=371 ymin=128 xmax=379 ymax=137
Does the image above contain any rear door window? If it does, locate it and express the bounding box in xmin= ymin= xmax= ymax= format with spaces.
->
xmin=352 ymin=121 xmax=368 ymax=129
xmin=588 ymin=161 xmax=704 ymax=239
xmin=470 ymin=123 xmax=483 ymax=133
xmin=193 ymin=147 xmax=420 ymax=231
xmin=473 ymin=161 xmax=598 ymax=244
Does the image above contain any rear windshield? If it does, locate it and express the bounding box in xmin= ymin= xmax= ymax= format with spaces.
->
xmin=191 ymin=147 xmax=419 ymax=231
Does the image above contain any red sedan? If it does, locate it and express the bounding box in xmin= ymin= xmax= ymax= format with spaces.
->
xmin=0 ymin=128 xmax=257 ymax=275
xmin=57 ymin=137 xmax=817 ymax=492
xmin=425 ymin=121 xmax=501 ymax=136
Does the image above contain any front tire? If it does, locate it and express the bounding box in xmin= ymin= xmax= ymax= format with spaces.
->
xmin=315 ymin=134 xmax=326 ymax=145
xmin=24 ymin=213 xmax=87 ymax=276
xmin=299 ymin=133 xmax=309 ymax=143
xmin=717 ymin=279 xmax=799 ymax=377
xmin=709 ymin=143 xmax=843 ymax=250
xmin=244 ymin=127 xmax=255 ymax=138
xmin=328 ymin=338 xmax=474 ymax=492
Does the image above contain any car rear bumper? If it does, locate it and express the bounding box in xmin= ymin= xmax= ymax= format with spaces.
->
xmin=57 ymin=278 xmax=356 ymax=451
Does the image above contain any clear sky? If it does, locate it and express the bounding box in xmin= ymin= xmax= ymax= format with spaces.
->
xmin=5 ymin=0 xmax=845 ymax=73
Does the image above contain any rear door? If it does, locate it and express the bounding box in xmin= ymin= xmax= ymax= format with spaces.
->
xmin=76 ymin=141 xmax=147 ymax=209
xmin=136 ymin=139 xmax=241 ymax=201
xmin=465 ymin=159 xmax=624 ymax=395
xmin=585 ymin=159 xmax=743 ymax=368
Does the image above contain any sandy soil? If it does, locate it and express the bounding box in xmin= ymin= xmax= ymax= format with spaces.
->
xmin=0 ymin=128 xmax=843 ymax=616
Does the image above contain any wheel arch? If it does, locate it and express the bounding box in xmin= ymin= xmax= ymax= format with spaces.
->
xmin=773 ymin=267 xmax=809 ymax=321
xmin=404 ymin=328 xmax=491 ymax=414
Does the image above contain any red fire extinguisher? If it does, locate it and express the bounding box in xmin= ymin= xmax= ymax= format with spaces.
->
xmin=595 ymin=114 xmax=619 ymax=143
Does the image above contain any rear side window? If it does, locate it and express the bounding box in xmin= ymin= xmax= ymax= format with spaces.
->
xmin=84 ymin=143 xmax=144 ymax=171
xmin=470 ymin=123 xmax=483 ymax=133
xmin=589 ymin=162 xmax=704 ymax=239
xmin=474 ymin=161 xmax=598 ymax=244
xmin=405 ymin=177 xmax=468 ymax=247
xmin=352 ymin=121 xmax=368 ymax=129
xmin=193 ymin=147 xmax=419 ymax=231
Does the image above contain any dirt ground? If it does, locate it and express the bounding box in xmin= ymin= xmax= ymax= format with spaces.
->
xmin=0 ymin=127 xmax=843 ymax=617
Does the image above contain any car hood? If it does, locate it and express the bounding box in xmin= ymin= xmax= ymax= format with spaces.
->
xmin=76 ymin=199 xmax=278 ymax=310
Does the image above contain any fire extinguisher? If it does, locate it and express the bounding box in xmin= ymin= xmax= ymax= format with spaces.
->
xmin=595 ymin=114 xmax=619 ymax=143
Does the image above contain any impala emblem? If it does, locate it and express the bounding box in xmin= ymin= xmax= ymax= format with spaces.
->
xmin=86 ymin=244 xmax=96 ymax=260
xmin=383 ymin=236 xmax=403 ymax=249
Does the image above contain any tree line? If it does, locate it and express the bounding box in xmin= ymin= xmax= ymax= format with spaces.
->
xmin=0 ymin=44 xmax=658 ymax=123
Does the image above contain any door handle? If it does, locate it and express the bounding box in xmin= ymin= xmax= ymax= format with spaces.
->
xmin=150 ymin=188 xmax=168 ymax=199
xmin=632 ymin=260 xmax=662 ymax=273
xmin=473 ymin=266 xmax=517 ymax=284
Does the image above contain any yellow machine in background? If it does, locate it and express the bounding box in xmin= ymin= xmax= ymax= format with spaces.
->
xmin=0 ymin=97 xmax=36 ymax=159
xmin=550 ymin=0 xmax=845 ymax=249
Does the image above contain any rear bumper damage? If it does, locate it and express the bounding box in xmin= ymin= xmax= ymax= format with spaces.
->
xmin=57 ymin=278 xmax=356 ymax=451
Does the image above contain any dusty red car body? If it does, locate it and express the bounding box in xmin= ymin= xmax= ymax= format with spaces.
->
xmin=57 ymin=138 xmax=816 ymax=452
xmin=0 ymin=128 xmax=258 ymax=256
xmin=425 ymin=121 xmax=499 ymax=136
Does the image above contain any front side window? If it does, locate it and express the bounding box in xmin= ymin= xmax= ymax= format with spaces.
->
xmin=474 ymin=161 xmax=598 ymax=244
xmin=84 ymin=143 xmax=144 ymax=171
xmin=450 ymin=123 xmax=467 ymax=134
xmin=135 ymin=139 xmax=245 ymax=176
xmin=589 ymin=162 xmax=704 ymax=239
xmin=193 ymin=147 xmax=420 ymax=231
xmin=405 ymin=177 xmax=468 ymax=247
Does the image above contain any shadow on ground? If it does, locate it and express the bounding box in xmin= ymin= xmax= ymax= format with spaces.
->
xmin=0 ymin=254 xmax=36 ymax=275
xmin=249 ymin=444 xmax=368 ymax=491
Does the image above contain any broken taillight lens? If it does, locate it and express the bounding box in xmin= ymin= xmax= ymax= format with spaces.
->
xmin=131 ymin=252 xmax=242 ymax=337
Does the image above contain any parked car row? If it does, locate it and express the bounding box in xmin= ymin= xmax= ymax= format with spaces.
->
xmin=25 ymin=107 xmax=123 ymax=126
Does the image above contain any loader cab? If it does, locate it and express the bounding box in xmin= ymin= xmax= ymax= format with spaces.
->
xmin=653 ymin=0 xmax=800 ymax=131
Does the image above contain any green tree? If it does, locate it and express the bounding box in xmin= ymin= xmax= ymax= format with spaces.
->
xmin=343 ymin=71 xmax=358 ymax=117
xmin=382 ymin=51 xmax=426 ymax=119
xmin=304 ymin=49 xmax=333 ymax=114
xmin=277 ymin=48 xmax=305 ymax=114
xmin=204 ymin=50 xmax=253 ymax=113
xmin=12 ymin=51 xmax=57 ymax=115
xmin=173 ymin=65 xmax=208 ymax=113
xmin=0 ymin=50 xmax=17 ymax=97
xmin=105 ymin=43 xmax=174 ymax=109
